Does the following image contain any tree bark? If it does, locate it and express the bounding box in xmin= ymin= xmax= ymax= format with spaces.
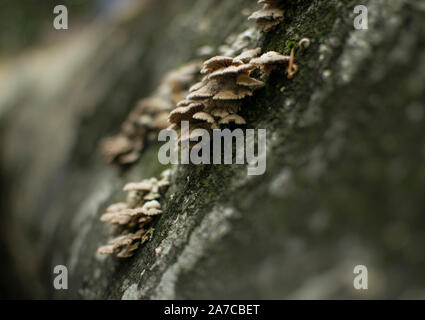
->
xmin=1 ymin=0 xmax=425 ymax=299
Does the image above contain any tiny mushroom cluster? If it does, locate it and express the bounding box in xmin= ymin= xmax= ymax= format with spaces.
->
xmin=168 ymin=47 xmax=298 ymax=147
xmin=101 ymin=61 xmax=202 ymax=164
xmin=168 ymin=48 xmax=266 ymax=146
xmin=97 ymin=169 xmax=171 ymax=258
xmin=249 ymin=0 xmax=288 ymax=32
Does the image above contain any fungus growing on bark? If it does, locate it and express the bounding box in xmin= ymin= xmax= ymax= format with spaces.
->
xmin=234 ymin=47 xmax=262 ymax=63
xmin=251 ymin=50 xmax=293 ymax=78
xmin=100 ymin=61 xmax=201 ymax=165
xmin=248 ymin=0 xmax=286 ymax=32
xmin=97 ymin=169 xmax=171 ymax=258
xmin=168 ymin=49 xmax=266 ymax=147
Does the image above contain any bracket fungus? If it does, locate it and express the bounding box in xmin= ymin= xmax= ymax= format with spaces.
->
xmin=251 ymin=50 xmax=297 ymax=79
xmin=168 ymin=49 xmax=266 ymax=146
xmin=97 ymin=169 xmax=171 ymax=258
xmin=249 ymin=0 xmax=287 ymax=32
xmin=100 ymin=61 xmax=202 ymax=165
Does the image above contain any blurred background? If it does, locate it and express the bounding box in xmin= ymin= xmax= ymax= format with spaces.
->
xmin=0 ymin=0 xmax=143 ymax=299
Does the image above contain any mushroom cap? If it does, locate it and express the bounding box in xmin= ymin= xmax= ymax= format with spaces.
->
xmin=255 ymin=19 xmax=283 ymax=32
xmin=100 ymin=212 xmax=132 ymax=224
xmin=151 ymin=112 xmax=170 ymax=130
xmin=137 ymin=114 xmax=153 ymax=126
xmin=186 ymin=84 xmax=215 ymax=100
xmin=116 ymin=244 xmax=140 ymax=258
xmin=101 ymin=135 xmax=133 ymax=158
xmin=236 ymin=73 xmax=265 ymax=88
xmin=106 ymin=202 xmax=128 ymax=212
xmin=142 ymin=208 xmax=163 ymax=216
xmin=201 ymin=56 xmax=235 ymax=74
xmin=98 ymin=245 xmax=116 ymax=255
xmin=210 ymin=108 xmax=230 ymax=118
xmin=219 ymin=114 xmax=247 ymax=125
xmin=143 ymin=192 xmax=160 ymax=201
xmin=123 ymin=181 xmax=152 ymax=192
xmin=188 ymin=81 xmax=206 ymax=93
xmin=119 ymin=207 xmax=149 ymax=216
xmin=142 ymin=200 xmax=161 ymax=210
xmin=119 ymin=151 xmax=141 ymax=165
xmin=250 ymin=51 xmax=290 ymax=65
xmin=248 ymin=7 xmax=284 ymax=21
xmin=233 ymin=47 xmax=262 ymax=63
xmin=208 ymin=63 xmax=257 ymax=80
xmin=168 ymin=103 xmax=204 ymax=123
xmin=164 ymin=60 xmax=202 ymax=85
xmin=213 ymin=87 xmax=253 ymax=100
xmin=298 ymin=37 xmax=311 ymax=48
xmin=176 ymin=99 xmax=193 ymax=107
xmin=192 ymin=112 xmax=216 ymax=124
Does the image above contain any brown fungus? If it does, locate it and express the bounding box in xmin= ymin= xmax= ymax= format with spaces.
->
xmin=167 ymin=49 xmax=269 ymax=148
xmin=97 ymin=169 xmax=171 ymax=258
xmin=248 ymin=0 xmax=286 ymax=32
xmin=100 ymin=61 xmax=202 ymax=165
xmin=250 ymin=50 xmax=292 ymax=78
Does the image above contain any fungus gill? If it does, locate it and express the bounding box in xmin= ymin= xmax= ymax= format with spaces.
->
xmin=101 ymin=61 xmax=202 ymax=164
xmin=97 ymin=169 xmax=171 ymax=258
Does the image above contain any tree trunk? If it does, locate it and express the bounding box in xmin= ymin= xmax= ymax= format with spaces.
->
xmin=1 ymin=0 xmax=425 ymax=299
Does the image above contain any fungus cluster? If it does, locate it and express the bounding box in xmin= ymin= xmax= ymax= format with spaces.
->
xmin=168 ymin=48 xmax=267 ymax=145
xmin=248 ymin=0 xmax=286 ymax=32
xmin=101 ymin=61 xmax=201 ymax=164
xmin=167 ymin=48 xmax=299 ymax=147
xmin=97 ymin=169 xmax=171 ymax=258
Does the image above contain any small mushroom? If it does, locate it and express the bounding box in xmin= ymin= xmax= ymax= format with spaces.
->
xmin=201 ymin=56 xmax=236 ymax=74
xmin=298 ymin=38 xmax=311 ymax=50
xmin=100 ymin=135 xmax=133 ymax=163
xmin=251 ymin=51 xmax=291 ymax=77
xmin=248 ymin=0 xmax=285 ymax=32
xmin=213 ymin=87 xmax=253 ymax=100
xmin=236 ymin=73 xmax=265 ymax=88
xmin=208 ymin=63 xmax=257 ymax=80
xmin=186 ymin=85 xmax=215 ymax=100
xmin=193 ymin=112 xmax=216 ymax=124
xmin=233 ymin=47 xmax=262 ymax=63
xmin=123 ymin=181 xmax=153 ymax=192
xmin=210 ymin=108 xmax=230 ymax=118
xmin=219 ymin=114 xmax=247 ymax=125
xmin=98 ymin=169 xmax=171 ymax=258
xmin=168 ymin=103 xmax=204 ymax=123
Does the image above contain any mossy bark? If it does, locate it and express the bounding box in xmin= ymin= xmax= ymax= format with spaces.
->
xmin=1 ymin=0 xmax=425 ymax=299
